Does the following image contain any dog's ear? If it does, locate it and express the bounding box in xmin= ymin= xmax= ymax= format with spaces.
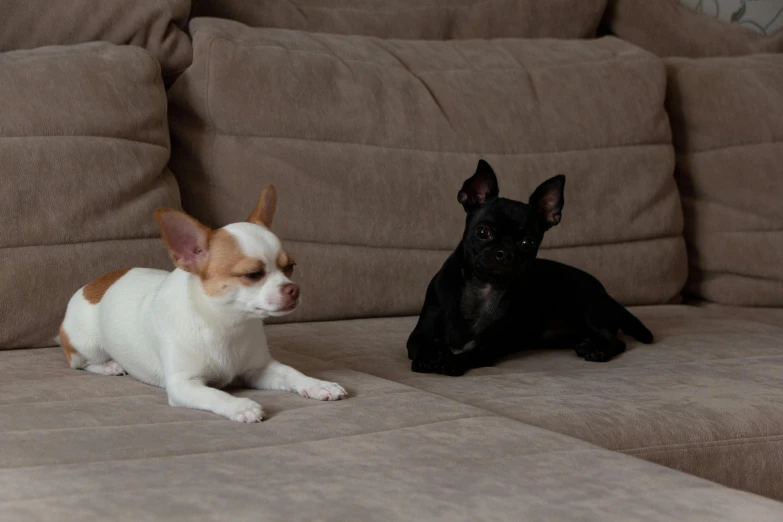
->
xmin=529 ymin=175 xmax=565 ymax=229
xmin=458 ymin=160 xmax=499 ymax=212
xmin=248 ymin=185 xmax=277 ymax=228
xmin=154 ymin=209 xmax=211 ymax=273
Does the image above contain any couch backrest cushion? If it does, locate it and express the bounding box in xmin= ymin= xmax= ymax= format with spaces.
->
xmin=0 ymin=0 xmax=192 ymax=81
xmin=604 ymin=0 xmax=783 ymax=57
xmin=191 ymin=0 xmax=607 ymax=39
xmin=0 ymin=43 xmax=180 ymax=349
xmin=168 ymin=18 xmax=686 ymax=323
xmin=666 ymin=54 xmax=783 ymax=306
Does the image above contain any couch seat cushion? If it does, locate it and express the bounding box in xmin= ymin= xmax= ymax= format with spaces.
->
xmin=3 ymin=327 xmax=783 ymax=519
xmin=269 ymin=306 xmax=783 ymax=500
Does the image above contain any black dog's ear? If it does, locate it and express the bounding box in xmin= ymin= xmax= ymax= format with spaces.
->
xmin=529 ymin=174 xmax=565 ymax=229
xmin=458 ymin=160 xmax=499 ymax=212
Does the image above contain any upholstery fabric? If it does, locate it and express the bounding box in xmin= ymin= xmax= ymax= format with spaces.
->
xmin=665 ymin=54 xmax=783 ymax=306
xmin=2 ymin=307 xmax=783 ymax=519
xmin=168 ymin=19 xmax=686 ymax=323
xmin=693 ymin=302 xmax=783 ymax=329
xmin=267 ymin=306 xmax=783 ymax=501
xmin=0 ymin=0 xmax=192 ymax=81
xmin=191 ymin=0 xmax=607 ymax=39
xmin=604 ymin=0 xmax=783 ymax=57
xmin=0 ymin=43 xmax=180 ymax=349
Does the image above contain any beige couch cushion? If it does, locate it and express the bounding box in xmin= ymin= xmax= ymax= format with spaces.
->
xmin=0 ymin=0 xmax=192 ymax=81
xmin=280 ymin=307 xmax=783 ymax=500
xmin=2 ymin=335 xmax=783 ymax=519
xmin=168 ymin=19 xmax=686 ymax=322
xmin=604 ymin=0 xmax=783 ymax=57
xmin=665 ymin=54 xmax=783 ymax=306
xmin=694 ymin=302 xmax=783 ymax=329
xmin=0 ymin=43 xmax=180 ymax=349
xmin=191 ymin=0 xmax=607 ymax=39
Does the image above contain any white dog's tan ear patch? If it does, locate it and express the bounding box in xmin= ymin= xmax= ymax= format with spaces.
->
xmin=277 ymin=250 xmax=295 ymax=277
xmin=154 ymin=209 xmax=211 ymax=273
xmin=247 ymin=185 xmax=277 ymax=228
xmin=83 ymin=268 xmax=132 ymax=304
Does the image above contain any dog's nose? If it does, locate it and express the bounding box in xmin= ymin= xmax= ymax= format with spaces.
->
xmin=496 ymin=250 xmax=506 ymax=261
xmin=281 ymin=283 xmax=299 ymax=300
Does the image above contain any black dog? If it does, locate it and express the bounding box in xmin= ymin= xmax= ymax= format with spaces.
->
xmin=407 ymin=160 xmax=653 ymax=376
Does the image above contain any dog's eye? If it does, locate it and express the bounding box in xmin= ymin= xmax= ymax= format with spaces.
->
xmin=521 ymin=237 xmax=537 ymax=249
xmin=283 ymin=263 xmax=296 ymax=277
xmin=243 ymin=270 xmax=265 ymax=282
xmin=476 ymin=225 xmax=493 ymax=241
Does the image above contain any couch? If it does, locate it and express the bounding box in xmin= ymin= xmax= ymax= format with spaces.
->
xmin=1 ymin=1 xmax=782 ymax=520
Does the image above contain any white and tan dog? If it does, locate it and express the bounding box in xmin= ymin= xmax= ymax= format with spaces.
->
xmin=59 ymin=185 xmax=346 ymax=422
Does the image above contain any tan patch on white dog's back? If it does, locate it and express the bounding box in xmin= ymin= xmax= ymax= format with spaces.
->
xmin=59 ymin=324 xmax=78 ymax=366
xmin=83 ymin=268 xmax=131 ymax=304
xmin=201 ymin=229 xmax=265 ymax=296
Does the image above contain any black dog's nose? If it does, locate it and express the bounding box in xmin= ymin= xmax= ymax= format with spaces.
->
xmin=496 ymin=250 xmax=506 ymax=261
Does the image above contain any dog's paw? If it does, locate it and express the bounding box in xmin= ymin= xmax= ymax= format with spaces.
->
xmin=412 ymin=359 xmax=435 ymax=374
xmin=412 ymin=357 xmax=465 ymax=376
xmin=437 ymin=359 xmax=466 ymax=377
xmin=301 ymin=381 xmax=347 ymax=401
xmin=227 ymin=398 xmax=264 ymax=423
xmin=575 ymin=337 xmax=626 ymax=362
xmin=103 ymin=361 xmax=127 ymax=376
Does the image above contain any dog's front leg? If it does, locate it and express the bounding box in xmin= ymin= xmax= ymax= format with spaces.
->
xmin=245 ymin=360 xmax=347 ymax=401
xmin=166 ymin=375 xmax=264 ymax=423
xmin=413 ymin=321 xmax=509 ymax=376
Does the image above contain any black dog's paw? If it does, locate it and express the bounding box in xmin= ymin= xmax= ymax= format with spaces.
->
xmin=411 ymin=358 xmax=435 ymax=373
xmin=437 ymin=358 xmax=466 ymax=377
xmin=574 ymin=337 xmax=626 ymax=362
xmin=411 ymin=356 xmax=465 ymax=376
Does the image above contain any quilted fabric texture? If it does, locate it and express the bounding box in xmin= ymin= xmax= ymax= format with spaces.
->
xmin=191 ymin=0 xmax=607 ymax=39
xmin=168 ymin=19 xmax=686 ymax=322
xmin=0 ymin=43 xmax=180 ymax=349
xmin=665 ymin=54 xmax=783 ymax=306
xmin=2 ymin=307 xmax=783 ymax=520
xmin=605 ymin=0 xmax=783 ymax=56
xmin=0 ymin=0 xmax=192 ymax=81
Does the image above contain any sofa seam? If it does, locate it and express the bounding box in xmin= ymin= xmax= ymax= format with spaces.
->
xmin=677 ymin=139 xmax=783 ymax=156
xmin=395 ymin=352 xmax=783 ymax=386
xmin=0 ymin=417 xmax=621 ymax=481
xmin=176 ymin=122 xmax=671 ymax=157
xmin=0 ymin=135 xmax=168 ymax=151
xmin=282 ymin=232 xmax=683 ymax=254
xmin=0 ymin=236 xmax=162 ymax=252
xmin=622 ymin=434 xmax=783 ymax=455
xmin=0 ymin=231 xmax=683 ymax=255
xmin=205 ymin=34 xmax=219 ymax=199
xmin=0 ymin=389 xmax=421 ymax=434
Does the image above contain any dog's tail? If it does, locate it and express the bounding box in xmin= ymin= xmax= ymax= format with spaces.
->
xmin=611 ymin=299 xmax=653 ymax=344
